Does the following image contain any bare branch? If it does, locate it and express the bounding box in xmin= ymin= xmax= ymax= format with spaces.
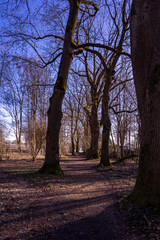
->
xmin=81 ymin=1 xmax=99 ymax=16
xmin=110 ymin=107 xmax=138 ymax=115
xmin=1 ymin=32 xmax=64 ymax=41
xmin=73 ymin=42 xmax=131 ymax=58
xmin=45 ymin=52 xmax=62 ymax=66
xmin=110 ymin=78 xmax=133 ymax=91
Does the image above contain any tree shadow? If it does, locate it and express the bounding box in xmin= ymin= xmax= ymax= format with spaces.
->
xmin=11 ymin=202 xmax=124 ymax=240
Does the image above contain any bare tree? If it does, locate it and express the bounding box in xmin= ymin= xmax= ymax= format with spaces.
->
xmin=39 ymin=1 xmax=99 ymax=173
xmin=72 ymin=52 xmax=104 ymax=159
xmin=24 ymin=63 xmax=49 ymax=161
xmin=1 ymin=0 xmax=100 ymax=174
xmin=0 ymin=61 xmax=27 ymax=152
xmin=64 ymin=94 xmax=79 ymax=155
xmin=83 ymin=52 xmax=104 ymax=159
xmin=38 ymin=1 xmax=81 ymax=173
xmin=76 ymin=0 xmax=131 ymax=166
xmin=0 ymin=122 xmax=5 ymax=160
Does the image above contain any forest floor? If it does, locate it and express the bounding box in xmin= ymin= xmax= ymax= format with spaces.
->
xmin=1 ymin=153 xmax=160 ymax=240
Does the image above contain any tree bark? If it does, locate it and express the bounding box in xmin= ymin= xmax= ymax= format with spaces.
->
xmin=71 ymin=136 xmax=75 ymax=155
xmin=71 ymin=111 xmax=75 ymax=155
xmin=39 ymin=1 xmax=80 ymax=174
xmin=83 ymin=116 xmax=90 ymax=151
xmin=17 ymin=140 xmax=22 ymax=153
xmin=88 ymin=89 xmax=99 ymax=159
xmin=31 ymin=110 xmax=36 ymax=161
xmin=89 ymin=114 xmax=99 ymax=158
xmin=76 ymin=130 xmax=79 ymax=153
xmin=120 ymin=134 xmax=124 ymax=159
xmin=16 ymin=106 xmax=23 ymax=153
xmin=100 ymin=74 xmax=111 ymax=166
xmin=129 ymin=0 xmax=160 ymax=205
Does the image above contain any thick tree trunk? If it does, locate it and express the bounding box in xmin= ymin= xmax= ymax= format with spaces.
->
xmin=76 ymin=133 xmax=79 ymax=153
xmin=89 ymin=121 xmax=99 ymax=158
xmin=84 ymin=117 xmax=90 ymax=151
xmin=120 ymin=131 xmax=125 ymax=158
xmin=100 ymin=118 xmax=111 ymax=166
xmin=88 ymin=102 xmax=99 ymax=159
xmin=39 ymin=1 xmax=80 ymax=174
xmin=129 ymin=0 xmax=160 ymax=205
xmin=100 ymin=75 xmax=111 ymax=166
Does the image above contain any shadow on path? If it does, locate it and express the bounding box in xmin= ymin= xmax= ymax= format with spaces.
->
xmin=1 ymin=153 xmax=136 ymax=240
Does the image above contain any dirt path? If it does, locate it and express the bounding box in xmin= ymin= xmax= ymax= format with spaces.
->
xmin=0 ymin=154 xmax=160 ymax=240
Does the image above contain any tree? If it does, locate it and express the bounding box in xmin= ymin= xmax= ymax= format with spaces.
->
xmin=24 ymin=63 xmax=49 ymax=161
xmin=113 ymin=84 xmax=136 ymax=158
xmin=77 ymin=0 xmax=131 ymax=166
xmin=63 ymin=86 xmax=82 ymax=155
xmin=109 ymin=57 xmax=138 ymax=158
xmin=40 ymin=0 xmax=98 ymax=174
xmin=72 ymin=0 xmax=131 ymax=164
xmin=39 ymin=1 xmax=81 ymax=174
xmin=1 ymin=0 xmax=99 ymax=173
xmin=129 ymin=0 xmax=160 ymax=206
xmin=0 ymin=61 xmax=27 ymax=152
xmin=74 ymin=52 xmax=104 ymax=159
xmin=0 ymin=122 xmax=5 ymax=159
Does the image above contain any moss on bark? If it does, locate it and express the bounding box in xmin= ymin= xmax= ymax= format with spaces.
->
xmin=86 ymin=149 xmax=100 ymax=160
xmin=98 ymin=161 xmax=111 ymax=168
xmin=128 ymin=189 xmax=160 ymax=207
xmin=55 ymin=76 xmax=67 ymax=91
xmin=38 ymin=162 xmax=64 ymax=175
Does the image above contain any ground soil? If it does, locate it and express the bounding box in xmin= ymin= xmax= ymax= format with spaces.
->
xmin=0 ymin=153 xmax=160 ymax=240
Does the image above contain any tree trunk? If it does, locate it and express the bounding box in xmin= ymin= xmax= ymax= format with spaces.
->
xmin=120 ymin=129 xmax=125 ymax=158
xmin=16 ymin=126 xmax=22 ymax=153
xmin=39 ymin=1 xmax=80 ymax=174
xmin=120 ymin=135 xmax=124 ymax=158
xmin=17 ymin=141 xmax=22 ymax=153
xmin=84 ymin=116 xmax=90 ymax=151
xmin=31 ymin=111 xmax=36 ymax=161
xmin=88 ymin=99 xmax=99 ymax=159
xmin=129 ymin=0 xmax=160 ymax=205
xmin=89 ymin=119 xmax=99 ymax=158
xmin=111 ymin=130 xmax=116 ymax=156
xmin=128 ymin=126 xmax=131 ymax=154
xmin=71 ymin=111 xmax=75 ymax=155
xmin=71 ymin=136 xmax=75 ymax=155
xmin=76 ymin=131 xmax=79 ymax=153
xmin=100 ymin=75 xmax=111 ymax=166
xmin=117 ymin=118 xmax=120 ymax=151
